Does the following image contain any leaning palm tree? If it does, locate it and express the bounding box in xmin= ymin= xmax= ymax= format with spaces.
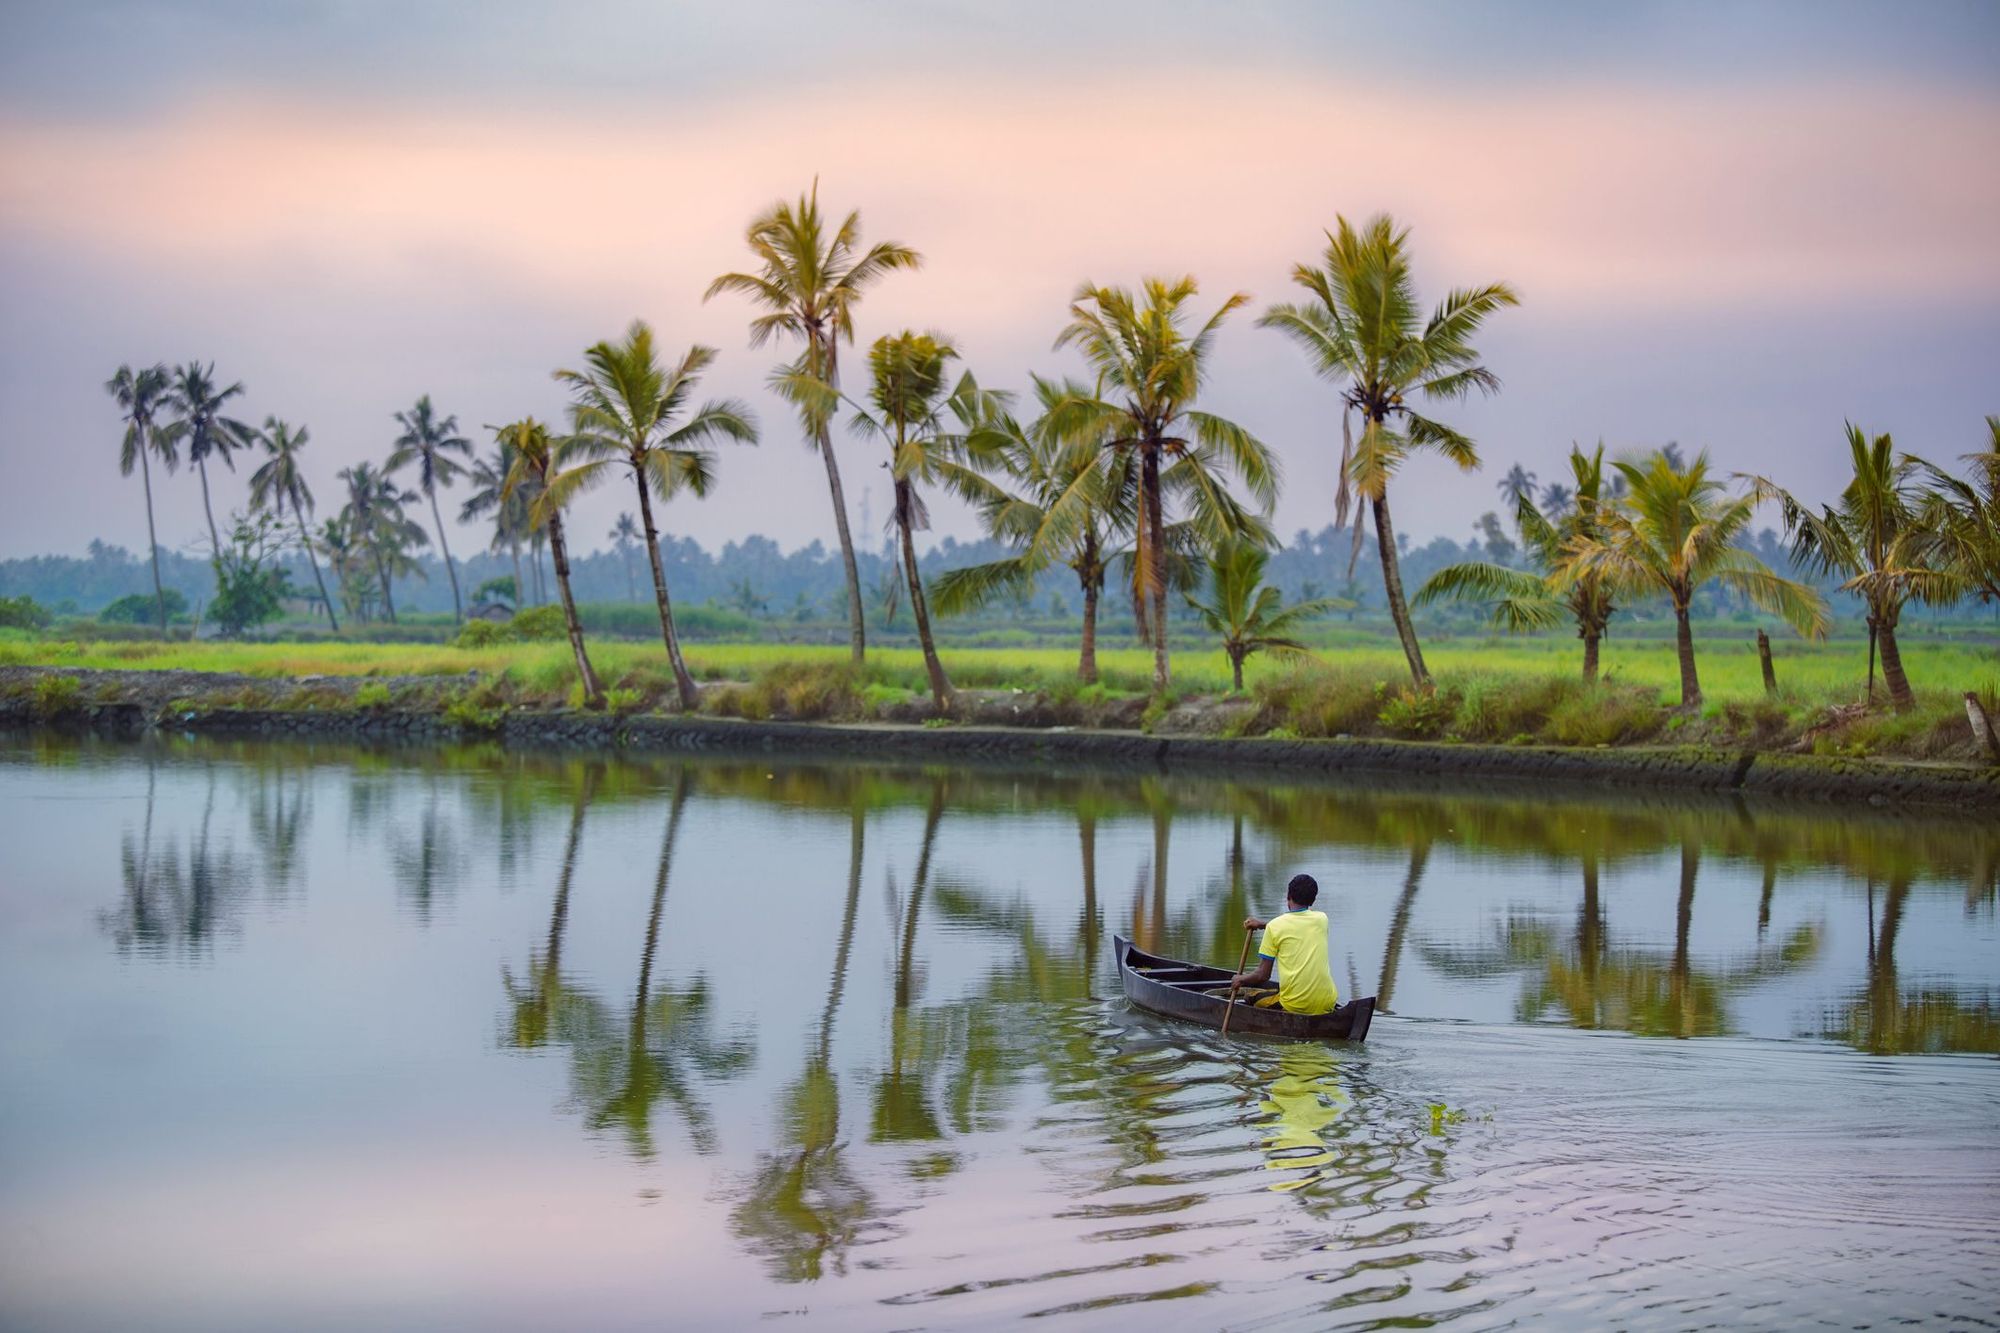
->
xmin=1258 ymin=215 xmax=1520 ymax=687
xmin=1748 ymin=425 xmax=1959 ymax=711
xmin=106 ymin=363 xmax=178 ymax=631
xmin=388 ymin=395 xmax=473 ymax=623
xmin=705 ymin=182 xmax=922 ymax=664
xmin=338 ymin=462 xmax=428 ymax=624
xmin=1916 ymin=416 xmax=2000 ymax=608
xmin=1186 ymin=539 xmax=1345 ymax=690
xmin=555 ymin=322 xmax=757 ymax=710
xmin=806 ymin=331 xmax=1005 ymax=710
xmin=248 ymin=417 xmax=338 ymax=630
xmin=497 ymin=419 xmax=604 ymax=708
xmin=932 ymin=376 xmax=1136 ymax=683
xmin=1049 ymin=277 xmax=1278 ymax=692
xmin=1416 ymin=444 xmax=1621 ymax=683
xmin=1566 ymin=449 xmax=1828 ymax=708
xmin=167 ymin=361 xmax=255 ymax=560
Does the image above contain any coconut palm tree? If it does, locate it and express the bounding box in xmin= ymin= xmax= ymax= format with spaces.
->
xmin=1497 ymin=462 xmax=1537 ymax=505
xmin=461 ymin=441 xmax=533 ymax=608
xmin=1048 ymin=277 xmax=1278 ymax=692
xmin=106 ymin=363 xmax=178 ymax=631
xmin=315 ymin=513 xmax=376 ymax=622
xmin=610 ymin=512 xmax=641 ymax=601
xmin=932 ymin=376 xmax=1136 ymax=683
xmin=337 ymin=462 xmax=427 ymax=624
xmin=1258 ymin=215 xmax=1520 ymax=687
xmin=555 ymin=322 xmax=757 ymax=710
xmin=705 ymin=182 xmax=922 ymax=665
xmin=1416 ymin=444 xmax=1621 ymax=682
xmin=248 ymin=417 xmax=338 ymax=630
xmin=1916 ymin=416 xmax=2000 ymax=608
xmin=1567 ymin=449 xmax=1828 ymax=708
xmin=1748 ymin=425 xmax=1959 ymax=711
xmin=1186 ymin=539 xmax=1345 ymax=690
xmin=807 ymin=331 xmax=1005 ymax=710
xmin=498 ymin=418 xmax=604 ymax=708
xmin=388 ymin=395 xmax=473 ymax=623
xmin=168 ymin=361 xmax=255 ymax=561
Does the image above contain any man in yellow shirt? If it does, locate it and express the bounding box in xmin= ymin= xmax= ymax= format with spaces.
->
xmin=1229 ymin=874 xmax=1339 ymax=1015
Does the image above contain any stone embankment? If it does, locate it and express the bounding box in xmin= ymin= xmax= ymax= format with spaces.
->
xmin=4 ymin=665 xmax=1996 ymax=811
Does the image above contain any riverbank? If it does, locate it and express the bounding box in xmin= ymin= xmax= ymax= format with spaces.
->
xmin=6 ymin=665 xmax=1996 ymax=811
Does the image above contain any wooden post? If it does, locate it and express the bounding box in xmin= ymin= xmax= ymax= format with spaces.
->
xmin=1965 ymin=692 xmax=2000 ymax=764
xmin=1756 ymin=630 xmax=1777 ymax=695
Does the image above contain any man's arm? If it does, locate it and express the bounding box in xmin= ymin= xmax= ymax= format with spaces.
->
xmin=1232 ymin=919 xmax=1274 ymax=988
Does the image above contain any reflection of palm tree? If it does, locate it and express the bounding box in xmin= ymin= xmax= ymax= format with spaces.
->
xmin=1377 ymin=840 xmax=1431 ymax=1013
xmin=391 ymin=791 xmax=456 ymax=924
xmin=1822 ymin=876 xmax=2000 ymax=1055
xmin=502 ymin=766 xmax=600 ymax=1051
xmin=103 ymin=759 xmax=248 ymax=957
xmin=873 ymin=782 xmax=946 ymax=1143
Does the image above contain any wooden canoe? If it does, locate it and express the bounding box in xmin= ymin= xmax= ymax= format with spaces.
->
xmin=1114 ymin=934 xmax=1376 ymax=1041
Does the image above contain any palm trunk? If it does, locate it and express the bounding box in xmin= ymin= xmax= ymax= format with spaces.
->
xmin=1878 ymin=615 xmax=1913 ymax=712
xmin=1141 ymin=447 xmax=1169 ymax=693
xmin=818 ymin=424 xmax=867 ymax=664
xmin=292 ymin=503 xmax=339 ymax=632
xmin=623 ymin=550 xmax=636 ymax=601
xmin=1865 ymin=619 xmax=1878 ymax=704
xmin=1377 ymin=840 xmax=1430 ymax=1013
xmin=1673 ymin=600 xmax=1701 ymax=707
xmin=1373 ymin=495 xmax=1429 ymax=687
xmin=1581 ymin=626 xmax=1601 ymax=685
xmin=374 ymin=550 xmax=398 ymax=624
xmin=546 ymin=511 xmax=604 ymax=707
xmin=896 ymin=480 xmax=951 ymax=711
xmin=428 ymin=489 xmax=463 ymax=623
xmin=137 ymin=431 xmax=168 ymax=632
xmin=197 ymin=455 xmax=223 ymax=561
xmin=1078 ymin=574 xmax=1100 ymax=685
xmin=1672 ymin=841 xmax=1698 ymax=1038
xmin=510 ymin=540 xmax=524 ymax=612
xmin=634 ymin=473 xmax=698 ymax=711
xmin=1078 ymin=811 xmax=1099 ymax=989
xmin=1230 ymin=647 xmax=1245 ymax=692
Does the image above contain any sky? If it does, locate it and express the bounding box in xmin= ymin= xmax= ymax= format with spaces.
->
xmin=2 ymin=0 xmax=1997 ymax=562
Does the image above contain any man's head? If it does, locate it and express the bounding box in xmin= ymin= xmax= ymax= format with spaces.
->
xmin=1286 ymin=873 xmax=1319 ymax=909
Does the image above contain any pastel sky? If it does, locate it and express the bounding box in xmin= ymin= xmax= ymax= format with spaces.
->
xmin=2 ymin=0 xmax=1997 ymax=560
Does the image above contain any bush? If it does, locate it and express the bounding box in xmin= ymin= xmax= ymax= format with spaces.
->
xmin=353 ymin=682 xmax=392 ymax=710
xmin=509 ymin=605 xmax=567 ymax=642
xmin=604 ymin=687 xmax=645 ymax=716
xmin=1378 ymin=686 xmax=1460 ymax=739
xmin=707 ymin=662 xmax=860 ymax=721
xmin=98 ymin=590 xmax=189 ymax=625
xmin=1544 ymin=685 xmax=1666 ymax=747
xmin=1254 ymin=664 xmax=1383 ymax=738
xmin=1451 ymin=674 xmax=1581 ymax=743
xmin=0 ymin=595 xmax=52 ymax=630
xmin=31 ymin=674 xmax=81 ymax=718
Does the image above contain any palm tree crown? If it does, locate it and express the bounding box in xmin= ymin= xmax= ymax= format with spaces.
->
xmin=250 ymin=417 xmax=339 ymax=629
xmin=389 ymin=395 xmax=473 ymax=622
xmin=168 ymin=360 xmax=254 ymax=559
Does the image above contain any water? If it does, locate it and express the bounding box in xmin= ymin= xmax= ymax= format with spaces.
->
xmin=1 ymin=734 xmax=1995 ymax=1330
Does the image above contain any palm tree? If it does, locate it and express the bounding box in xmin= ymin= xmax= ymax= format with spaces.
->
xmin=1049 ymin=277 xmax=1278 ymax=692
xmin=388 ymin=395 xmax=473 ymax=622
xmin=706 ymin=182 xmax=922 ymax=665
xmin=337 ymin=462 xmax=428 ymax=624
xmin=610 ymin=512 xmax=641 ymax=601
xmin=1416 ymin=444 xmax=1621 ymax=682
xmin=248 ymin=417 xmax=338 ymax=630
xmin=819 ymin=331 xmax=1005 ymax=710
xmin=461 ymin=441 xmax=532 ymax=609
xmin=932 ymin=376 xmax=1135 ymax=683
xmin=1498 ymin=462 xmax=1537 ymax=505
xmin=1186 ymin=540 xmax=1345 ymax=690
xmin=1540 ymin=480 xmax=1575 ymax=517
xmin=106 ymin=363 xmax=178 ymax=631
xmin=1259 ymin=214 xmax=1520 ymax=687
xmin=555 ymin=321 xmax=757 ymax=710
xmin=497 ymin=419 xmax=604 ymax=708
xmin=168 ymin=361 xmax=254 ymax=560
xmin=1568 ymin=449 xmax=1828 ymax=708
xmin=1917 ymin=416 xmax=2000 ymax=608
xmin=315 ymin=513 xmax=375 ymax=622
xmin=1749 ymin=425 xmax=1959 ymax=710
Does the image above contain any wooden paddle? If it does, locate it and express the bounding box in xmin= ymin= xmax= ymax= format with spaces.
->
xmin=1220 ymin=926 xmax=1255 ymax=1036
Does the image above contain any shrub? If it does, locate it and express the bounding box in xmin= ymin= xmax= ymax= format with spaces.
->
xmin=1450 ymin=674 xmax=1581 ymax=743
xmin=509 ymin=605 xmax=567 ymax=642
xmin=0 ymin=595 xmax=52 ymax=630
xmin=443 ymin=691 xmax=504 ymax=732
xmin=454 ymin=619 xmax=510 ymax=648
xmin=353 ymin=682 xmax=392 ymax=710
xmin=1544 ymin=685 xmax=1666 ymax=747
xmin=604 ymin=687 xmax=645 ymax=716
xmin=1378 ymin=686 xmax=1460 ymax=739
xmin=1254 ymin=664 xmax=1382 ymax=738
xmin=99 ymin=590 xmax=189 ymax=625
xmin=31 ymin=673 xmax=81 ymax=718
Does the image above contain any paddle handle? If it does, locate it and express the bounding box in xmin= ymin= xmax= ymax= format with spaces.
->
xmin=1220 ymin=927 xmax=1256 ymax=1035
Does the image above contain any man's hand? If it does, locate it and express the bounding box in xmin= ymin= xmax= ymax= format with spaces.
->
xmin=1243 ymin=916 xmax=1267 ymax=932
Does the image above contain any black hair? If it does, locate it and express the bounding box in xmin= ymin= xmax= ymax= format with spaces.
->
xmin=1286 ymin=873 xmax=1319 ymax=908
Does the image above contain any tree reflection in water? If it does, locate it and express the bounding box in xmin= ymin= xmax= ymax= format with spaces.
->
xmin=102 ymin=755 xmax=247 ymax=957
xmin=1819 ymin=874 xmax=2000 ymax=1054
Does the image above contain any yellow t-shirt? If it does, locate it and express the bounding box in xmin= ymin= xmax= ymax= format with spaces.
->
xmin=1260 ymin=909 xmax=1339 ymax=1015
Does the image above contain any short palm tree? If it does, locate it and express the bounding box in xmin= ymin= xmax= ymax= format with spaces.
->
xmin=1567 ymin=450 xmax=1828 ymax=708
xmin=932 ymin=376 xmax=1136 ymax=684
xmin=1187 ymin=540 xmax=1346 ymax=690
xmin=1749 ymin=425 xmax=1959 ymax=711
xmin=556 ymin=321 xmax=757 ymax=710
xmin=610 ymin=512 xmax=642 ymax=601
xmin=1259 ymin=214 xmax=1520 ymax=688
xmin=338 ymin=461 xmax=428 ymax=624
xmin=106 ymin=363 xmax=178 ymax=630
xmin=1417 ymin=444 xmax=1621 ymax=683
xmin=1049 ymin=277 xmax=1278 ymax=693
xmin=388 ymin=395 xmax=473 ymax=623
xmin=1916 ymin=416 xmax=2000 ymax=608
xmin=248 ymin=417 xmax=338 ymax=630
xmin=705 ymin=182 xmax=921 ymax=665
xmin=168 ymin=361 xmax=255 ymax=560
xmin=461 ymin=442 xmax=534 ymax=608
xmin=497 ymin=418 xmax=604 ymax=709
xmin=315 ymin=513 xmax=374 ymax=622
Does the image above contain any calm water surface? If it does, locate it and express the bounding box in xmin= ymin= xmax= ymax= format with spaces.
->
xmin=1 ymin=735 xmax=1996 ymax=1330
